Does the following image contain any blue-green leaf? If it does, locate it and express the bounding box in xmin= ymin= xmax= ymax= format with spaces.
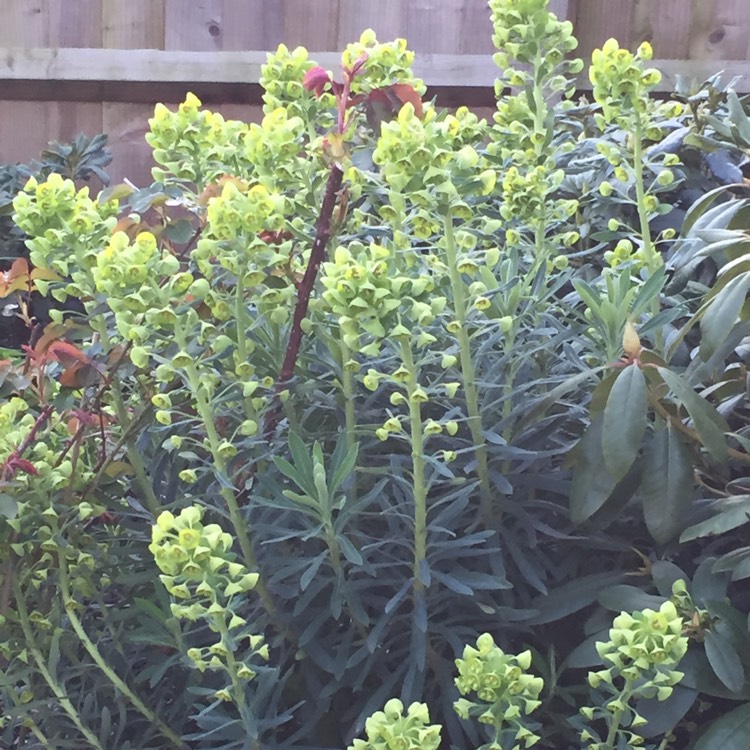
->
xmin=658 ymin=367 xmax=729 ymax=463
xmin=705 ymin=630 xmax=745 ymax=692
xmin=693 ymin=702 xmax=750 ymax=750
xmin=700 ymin=274 xmax=750 ymax=360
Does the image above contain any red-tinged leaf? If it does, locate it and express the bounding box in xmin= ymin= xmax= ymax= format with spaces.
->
xmin=6 ymin=457 xmax=38 ymax=476
xmin=30 ymin=267 xmax=61 ymax=282
xmin=47 ymin=341 xmax=91 ymax=367
xmin=303 ymin=66 xmax=332 ymax=97
xmin=9 ymin=257 xmax=30 ymax=280
xmin=346 ymin=52 xmax=368 ymax=77
xmin=388 ymin=83 xmax=424 ymax=119
xmin=60 ymin=363 xmax=103 ymax=389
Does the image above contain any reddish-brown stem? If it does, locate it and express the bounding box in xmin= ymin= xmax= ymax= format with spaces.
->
xmin=0 ymin=404 xmax=54 ymax=481
xmin=263 ymin=163 xmax=343 ymax=439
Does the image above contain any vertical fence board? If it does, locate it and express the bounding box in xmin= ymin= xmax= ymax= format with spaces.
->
xmin=164 ymin=0 xmax=224 ymax=51
xmin=102 ymin=0 xmax=165 ymax=49
xmin=459 ymin=0 xmax=495 ymax=55
xmin=406 ymin=0 xmax=465 ymax=53
xmin=631 ymin=0 xmax=692 ymax=59
xmin=0 ymin=101 xmax=102 ymax=166
xmin=282 ymin=0 xmax=341 ymax=50
xmin=573 ymin=0 xmax=636 ymax=61
xmin=337 ymin=0 xmax=406 ymax=48
xmin=688 ymin=0 xmax=750 ymax=60
xmin=222 ymin=0 xmax=282 ymax=51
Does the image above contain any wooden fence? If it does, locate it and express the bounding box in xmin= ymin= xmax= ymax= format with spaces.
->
xmin=1 ymin=0 xmax=750 ymax=186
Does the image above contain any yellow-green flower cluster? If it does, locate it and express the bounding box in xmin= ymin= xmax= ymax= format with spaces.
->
xmin=193 ymin=181 xmax=294 ymax=324
xmin=243 ymin=107 xmax=306 ymax=191
xmin=261 ymin=43 xmax=335 ymax=123
xmin=342 ymin=29 xmax=426 ymax=96
xmin=373 ymin=105 xmax=494 ymax=210
xmin=454 ymin=633 xmax=543 ymax=749
xmin=590 ymin=600 xmax=688 ymax=694
xmin=589 ymin=40 xmax=666 ymax=127
xmin=92 ymin=231 xmax=205 ymax=357
xmin=348 ymin=698 xmax=441 ymax=750
xmin=12 ymin=174 xmax=118 ymax=299
xmin=580 ymin=601 xmax=688 ymax=748
xmin=146 ymin=93 xmax=251 ymax=187
xmin=320 ymin=243 xmax=442 ymax=355
xmin=149 ymin=506 xmax=260 ymax=620
xmin=490 ymin=0 xmax=581 ymax=83
xmin=489 ymin=0 xmax=582 ymax=159
xmin=500 ymin=165 xmax=577 ymax=231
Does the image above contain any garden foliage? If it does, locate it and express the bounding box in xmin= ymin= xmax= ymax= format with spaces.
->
xmin=2 ymin=0 xmax=750 ymax=748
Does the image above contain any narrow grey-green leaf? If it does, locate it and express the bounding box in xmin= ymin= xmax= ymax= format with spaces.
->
xmin=700 ymin=274 xmax=750 ymax=360
xmin=658 ymin=367 xmax=729 ymax=463
xmin=602 ymin=364 xmax=648 ymax=481
xmin=640 ymin=424 xmax=694 ymax=545
xmin=681 ymin=496 xmax=750 ymax=542
xmin=705 ymin=630 xmax=745 ymax=693
xmin=569 ymin=416 xmax=617 ymax=525
xmin=693 ymin=703 xmax=750 ymax=750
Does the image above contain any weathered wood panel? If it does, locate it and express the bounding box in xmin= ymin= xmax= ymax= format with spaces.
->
xmin=3 ymin=0 xmax=750 ymax=184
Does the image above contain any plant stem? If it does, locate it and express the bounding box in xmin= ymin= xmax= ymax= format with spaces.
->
xmin=399 ymin=336 xmax=428 ymax=592
xmin=339 ymin=339 xmax=358 ymax=500
xmin=215 ymin=615 xmax=257 ymax=749
xmin=632 ymin=115 xmax=664 ymax=351
xmin=265 ymin=163 xmax=344 ymax=436
xmin=91 ymin=317 xmax=161 ymax=516
xmin=55 ymin=554 xmax=187 ymax=749
xmin=13 ymin=581 xmax=105 ymax=750
xmin=173 ymin=323 xmax=276 ymax=619
xmin=234 ymin=269 xmax=259 ymax=420
xmin=442 ymin=213 xmax=493 ymax=522
xmin=603 ymin=678 xmax=633 ymax=750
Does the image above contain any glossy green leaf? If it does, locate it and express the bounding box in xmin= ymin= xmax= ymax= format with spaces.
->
xmin=705 ymin=630 xmax=745 ymax=693
xmin=602 ymin=364 xmax=648 ymax=481
xmin=700 ymin=274 xmax=750 ymax=360
xmin=693 ymin=702 xmax=750 ymax=750
xmin=658 ymin=367 xmax=729 ymax=463
xmin=569 ymin=416 xmax=617 ymax=524
xmin=640 ymin=424 xmax=694 ymax=545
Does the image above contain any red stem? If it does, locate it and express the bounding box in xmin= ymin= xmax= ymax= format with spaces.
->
xmin=263 ymin=163 xmax=343 ymax=438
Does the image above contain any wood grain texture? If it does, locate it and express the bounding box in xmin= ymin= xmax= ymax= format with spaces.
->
xmin=0 ymin=100 xmax=102 ymax=165
xmin=102 ymin=0 xmax=165 ymax=49
xmin=164 ymin=0 xmax=224 ymax=51
xmin=631 ymin=0 xmax=692 ymax=59
xmin=688 ymin=0 xmax=750 ymax=60
xmin=573 ymin=0 xmax=636 ymax=61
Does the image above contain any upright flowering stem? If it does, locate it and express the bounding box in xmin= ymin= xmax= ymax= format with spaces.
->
xmin=173 ymin=322 xmax=276 ymax=619
xmin=339 ymin=339 xmax=358 ymax=500
xmin=443 ymin=213 xmax=493 ymax=522
xmin=398 ymin=335 xmax=427 ymax=592
xmin=13 ymin=582 xmax=104 ymax=750
xmin=90 ymin=317 xmax=160 ymax=516
xmin=214 ymin=615 xmax=257 ymax=743
xmin=54 ymin=554 xmax=187 ymax=749
xmin=632 ymin=116 xmax=664 ymax=351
